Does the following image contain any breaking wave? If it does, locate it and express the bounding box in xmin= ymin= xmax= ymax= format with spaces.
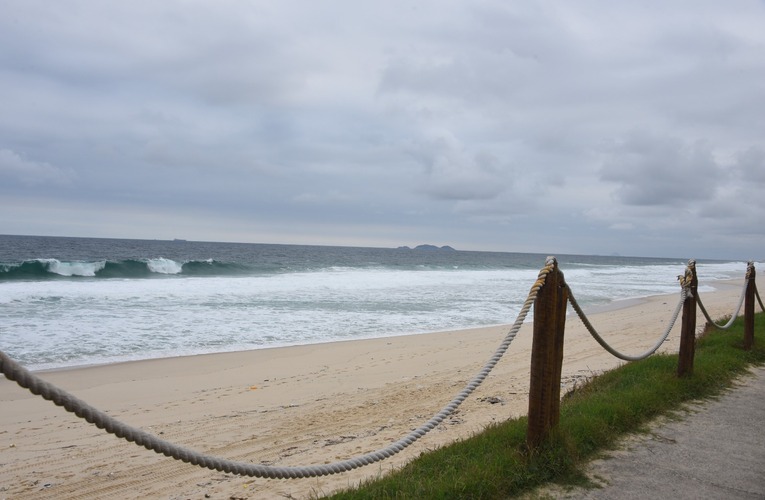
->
xmin=0 ymin=258 xmax=250 ymax=281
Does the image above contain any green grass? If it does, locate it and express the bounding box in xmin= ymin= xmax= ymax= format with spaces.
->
xmin=328 ymin=313 xmax=765 ymax=499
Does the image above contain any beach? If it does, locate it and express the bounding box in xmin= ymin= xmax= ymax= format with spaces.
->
xmin=0 ymin=278 xmax=759 ymax=499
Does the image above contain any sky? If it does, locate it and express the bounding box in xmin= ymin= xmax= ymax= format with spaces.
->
xmin=1 ymin=1 xmax=764 ymax=260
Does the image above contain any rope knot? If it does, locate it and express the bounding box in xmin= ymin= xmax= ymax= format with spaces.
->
xmin=746 ymin=261 xmax=755 ymax=280
xmin=677 ymin=272 xmax=692 ymax=290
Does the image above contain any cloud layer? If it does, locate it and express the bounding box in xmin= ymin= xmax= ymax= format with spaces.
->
xmin=1 ymin=1 xmax=764 ymax=259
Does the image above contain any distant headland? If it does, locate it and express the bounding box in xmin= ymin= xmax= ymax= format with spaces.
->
xmin=397 ymin=244 xmax=457 ymax=251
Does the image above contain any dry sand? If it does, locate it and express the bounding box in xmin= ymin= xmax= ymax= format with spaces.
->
xmin=0 ymin=276 xmax=759 ymax=499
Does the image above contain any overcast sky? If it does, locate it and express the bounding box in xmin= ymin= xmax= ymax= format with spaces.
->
xmin=1 ymin=1 xmax=764 ymax=260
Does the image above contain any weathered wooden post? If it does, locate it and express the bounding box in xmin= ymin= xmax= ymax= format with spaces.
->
xmin=677 ymin=260 xmax=698 ymax=377
xmin=744 ymin=261 xmax=755 ymax=350
xmin=527 ymin=258 xmax=568 ymax=449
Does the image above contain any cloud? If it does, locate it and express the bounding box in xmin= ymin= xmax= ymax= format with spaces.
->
xmin=0 ymin=149 xmax=74 ymax=186
xmin=735 ymin=146 xmax=765 ymax=184
xmin=408 ymin=132 xmax=508 ymax=201
xmin=599 ymin=133 xmax=723 ymax=207
xmin=0 ymin=1 xmax=764 ymax=258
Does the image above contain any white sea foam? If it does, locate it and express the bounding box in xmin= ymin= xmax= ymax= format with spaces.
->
xmin=43 ymin=258 xmax=106 ymax=277
xmin=0 ymin=260 xmax=757 ymax=371
xmin=146 ymin=257 xmax=183 ymax=274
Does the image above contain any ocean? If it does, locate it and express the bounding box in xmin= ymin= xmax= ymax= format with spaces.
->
xmin=0 ymin=235 xmax=751 ymax=371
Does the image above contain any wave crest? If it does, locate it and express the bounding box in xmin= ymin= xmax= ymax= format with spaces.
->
xmin=146 ymin=257 xmax=183 ymax=274
xmin=0 ymin=257 xmax=243 ymax=281
xmin=44 ymin=258 xmax=107 ymax=276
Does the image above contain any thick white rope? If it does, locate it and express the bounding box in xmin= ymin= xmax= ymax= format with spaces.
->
xmin=567 ymin=284 xmax=688 ymax=362
xmin=696 ymin=262 xmax=752 ymax=330
xmin=0 ymin=259 xmax=556 ymax=479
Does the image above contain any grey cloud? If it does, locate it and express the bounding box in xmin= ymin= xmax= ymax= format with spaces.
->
xmin=0 ymin=149 xmax=75 ymax=187
xmin=735 ymin=147 xmax=765 ymax=184
xmin=377 ymin=5 xmax=577 ymax=108
xmin=600 ymin=133 xmax=723 ymax=207
xmin=1 ymin=1 xmax=764 ymax=258
xmin=408 ymin=133 xmax=507 ymax=201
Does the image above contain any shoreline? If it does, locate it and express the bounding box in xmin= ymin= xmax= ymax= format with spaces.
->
xmin=28 ymin=279 xmax=731 ymax=375
xmin=0 ymin=277 xmax=758 ymax=499
xmin=28 ymin=296 xmax=653 ymax=375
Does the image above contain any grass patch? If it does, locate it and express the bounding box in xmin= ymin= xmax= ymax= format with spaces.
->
xmin=328 ymin=313 xmax=765 ymax=499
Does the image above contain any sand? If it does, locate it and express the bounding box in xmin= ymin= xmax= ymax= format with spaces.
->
xmin=0 ymin=276 xmax=760 ymax=499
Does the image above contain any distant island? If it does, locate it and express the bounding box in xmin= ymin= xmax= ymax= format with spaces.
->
xmin=397 ymin=244 xmax=456 ymax=251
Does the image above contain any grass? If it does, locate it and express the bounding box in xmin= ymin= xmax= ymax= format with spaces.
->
xmin=327 ymin=313 xmax=765 ymax=499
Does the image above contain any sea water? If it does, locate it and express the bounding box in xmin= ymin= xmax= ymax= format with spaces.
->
xmin=0 ymin=235 xmax=752 ymax=371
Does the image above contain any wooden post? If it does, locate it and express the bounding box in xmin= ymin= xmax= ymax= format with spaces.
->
xmin=744 ymin=262 xmax=755 ymax=350
xmin=527 ymin=258 xmax=568 ymax=449
xmin=677 ymin=260 xmax=698 ymax=377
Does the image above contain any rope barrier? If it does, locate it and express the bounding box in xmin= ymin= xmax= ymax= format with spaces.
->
xmin=567 ymin=284 xmax=688 ymax=362
xmin=0 ymin=259 xmax=557 ymax=479
xmin=1 ymin=256 xmax=757 ymax=479
xmin=696 ymin=262 xmax=751 ymax=330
